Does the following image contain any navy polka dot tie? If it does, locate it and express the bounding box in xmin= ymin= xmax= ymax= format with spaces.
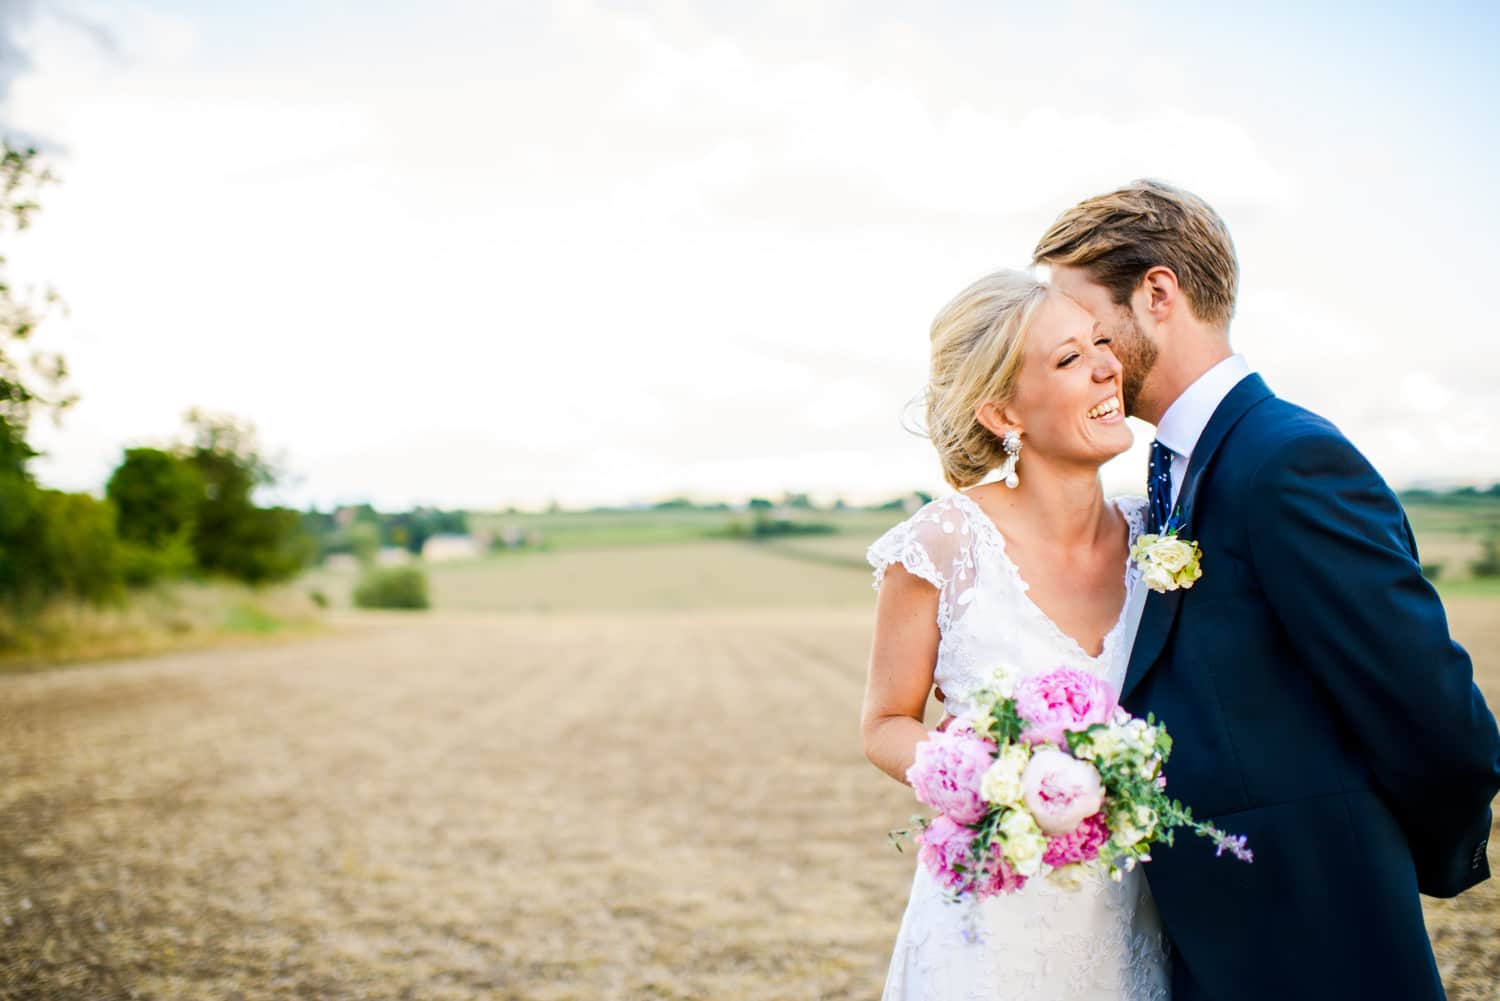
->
xmin=1148 ymin=439 xmax=1174 ymax=534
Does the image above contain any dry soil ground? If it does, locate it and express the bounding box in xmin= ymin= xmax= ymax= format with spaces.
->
xmin=1 ymin=598 xmax=1497 ymax=1000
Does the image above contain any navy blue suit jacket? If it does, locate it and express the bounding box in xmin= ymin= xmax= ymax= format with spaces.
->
xmin=1121 ymin=374 xmax=1500 ymax=1001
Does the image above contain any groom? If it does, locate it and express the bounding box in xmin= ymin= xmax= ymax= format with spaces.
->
xmin=1032 ymin=180 xmax=1500 ymax=1000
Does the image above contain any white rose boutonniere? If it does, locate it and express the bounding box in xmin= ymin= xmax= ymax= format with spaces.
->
xmin=1130 ymin=513 xmax=1203 ymax=593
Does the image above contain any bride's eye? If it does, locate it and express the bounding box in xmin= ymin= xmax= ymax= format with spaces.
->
xmin=1058 ymin=354 xmax=1079 ymax=368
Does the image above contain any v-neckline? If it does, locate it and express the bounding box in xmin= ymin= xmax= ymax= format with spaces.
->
xmin=949 ymin=491 xmax=1138 ymax=664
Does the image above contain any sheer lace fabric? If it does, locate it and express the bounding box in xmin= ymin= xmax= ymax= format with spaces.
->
xmin=867 ymin=492 xmax=1170 ymax=1001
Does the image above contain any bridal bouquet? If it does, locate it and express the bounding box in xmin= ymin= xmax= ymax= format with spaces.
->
xmin=891 ymin=664 xmax=1251 ymax=902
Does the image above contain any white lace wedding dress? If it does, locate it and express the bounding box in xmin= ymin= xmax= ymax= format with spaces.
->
xmin=867 ymin=491 xmax=1170 ymax=1001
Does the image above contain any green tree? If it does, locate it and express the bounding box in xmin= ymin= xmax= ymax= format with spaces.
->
xmin=105 ymin=447 xmax=204 ymax=585
xmin=347 ymin=521 xmax=380 ymax=566
xmin=0 ymin=143 xmax=76 ymax=473
xmin=177 ymin=408 xmax=313 ymax=584
xmin=107 ymin=447 xmax=204 ymax=547
xmin=0 ymin=141 xmax=125 ymax=616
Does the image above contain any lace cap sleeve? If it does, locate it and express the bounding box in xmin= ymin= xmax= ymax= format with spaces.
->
xmin=1113 ymin=494 xmax=1148 ymax=544
xmin=865 ymin=497 xmax=971 ymax=593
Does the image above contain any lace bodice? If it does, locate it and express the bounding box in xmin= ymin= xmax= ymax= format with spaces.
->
xmin=867 ymin=490 xmax=1169 ymax=1001
xmin=867 ymin=491 xmax=1148 ymax=714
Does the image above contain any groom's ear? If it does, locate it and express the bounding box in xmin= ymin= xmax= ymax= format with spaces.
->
xmin=1138 ymin=266 xmax=1181 ymax=321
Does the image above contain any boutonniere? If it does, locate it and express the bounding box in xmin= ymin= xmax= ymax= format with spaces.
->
xmin=1131 ymin=510 xmax=1203 ymax=593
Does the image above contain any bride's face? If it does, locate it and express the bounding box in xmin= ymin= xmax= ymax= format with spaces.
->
xmin=1002 ymin=291 xmax=1132 ymax=467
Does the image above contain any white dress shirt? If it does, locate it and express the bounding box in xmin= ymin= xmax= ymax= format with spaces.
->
xmin=1117 ymin=353 xmax=1255 ymax=681
xmin=1153 ymin=354 xmax=1254 ymax=507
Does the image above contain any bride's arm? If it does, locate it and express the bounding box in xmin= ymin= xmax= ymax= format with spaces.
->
xmin=860 ymin=562 xmax=942 ymax=785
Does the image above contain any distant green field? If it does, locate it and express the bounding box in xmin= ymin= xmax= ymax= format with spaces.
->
xmin=743 ymin=494 xmax=1500 ymax=587
xmin=1402 ymin=495 xmax=1500 ymax=535
xmin=465 ymin=505 xmax=906 ymax=552
xmin=467 ymin=507 xmax=734 ymax=549
xmin=306 ymin=493 xmax=1500 ymax=613
xmin=1398 ymin=495 xmax=1500 ymax=584
xmin=301 ymin=540 xmax=886 ymax=614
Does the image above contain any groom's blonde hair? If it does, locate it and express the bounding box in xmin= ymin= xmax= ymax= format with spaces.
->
xmin=1032 ymin=179 xmax=1238 ymax=328
xmin=923 ymin=269 xmax=1048 ymax=490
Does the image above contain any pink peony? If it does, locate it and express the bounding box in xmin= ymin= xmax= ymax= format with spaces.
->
xmin=1013 ymin=666 xmax=1116 ymax=747
xmin=1021 ymin=747 xmax=1106 ymax=836
xmin=973 ymin=846 xmax=1028 ymax=896
xmin=1043 ymin=811 xmax=1110 ymax=867
xmin=905 ymin=727 xmax=996 ymax=825
xmin=917 ymin=815 xmax=978 ymax=893
xmin=918 ymin=815 xmax=1027 ymax=897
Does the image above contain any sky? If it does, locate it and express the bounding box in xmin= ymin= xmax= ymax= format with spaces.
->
xmin=1 ymin=0 xmax=1497 ymax=511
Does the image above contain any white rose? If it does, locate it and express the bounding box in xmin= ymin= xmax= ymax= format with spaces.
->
xmin=1091 ymin=728 xmax=1123 ymax=763
xmin=1132 ymin=724 xmax=1159 ymax=752
xmin=1021 ymin=748 xmax=1106 ymax=836
xmin=999 ymin=809 xmax=1048 ymax=877
xmin=1141 ymin=563 xmax=1176 ymax=592
xmin=980 ymin=744 xmax=1030 ymax=807
xmin=1146 ymin=537 xmax=1195 ymax=574
xmin=1111 ymin=811 xmax=1148 ymax=848
xmin=956 ymin=708 xmax=991 ymax=734
xmin=987 ymin=664 xmax=1018 ymax=699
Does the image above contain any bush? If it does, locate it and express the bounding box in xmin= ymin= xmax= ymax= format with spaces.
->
xmin=751 ymin=518 xmax=837 ymax=538
xmin=194 ymin=503 xmax=316 ymax=585
xmin=19 ymin=488 xmax=126 ymax=612
xmin=1472 ymin=537 xmax=1500 ymax=579
xmin=117 ymin=531 xmax=198 ymax=588
xmin=352 ymin=566 xmax=429 ymax=610
xmin=0 ymin=475 xmax=130 ymax=617
xmin=713 ymin=513 xmax=838 ymax=540
xmin=1420 ymin=562 xmax=1444 ymax=581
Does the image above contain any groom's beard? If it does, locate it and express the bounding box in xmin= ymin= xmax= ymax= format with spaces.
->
xmin=1112 ymin=312 xmax=1157 ymax=418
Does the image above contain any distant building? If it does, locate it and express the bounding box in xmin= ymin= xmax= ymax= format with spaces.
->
xmin=376 ymin=546 xmax=412 ymax=566
xmin=422 ymin=533 xmax=484 ymax=562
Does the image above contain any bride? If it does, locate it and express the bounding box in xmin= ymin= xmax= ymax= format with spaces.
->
xmin=861 ymin=269 xmax=1171 ymax=1000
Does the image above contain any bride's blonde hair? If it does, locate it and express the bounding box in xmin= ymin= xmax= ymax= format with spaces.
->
xmin=921 ymin=269 xmax=1048 ymax=490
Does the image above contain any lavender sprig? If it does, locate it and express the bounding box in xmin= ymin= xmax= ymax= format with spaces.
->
xmin=1210 ymin=830 xmax=1254 ymax=863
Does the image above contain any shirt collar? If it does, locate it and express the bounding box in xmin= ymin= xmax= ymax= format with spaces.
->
xmin=1154 ymin=353 xmax=1252 ymax=460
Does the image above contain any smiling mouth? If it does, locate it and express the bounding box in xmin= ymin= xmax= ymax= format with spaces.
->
xmin=1087 ymin=397 xmax=1120 ymax=420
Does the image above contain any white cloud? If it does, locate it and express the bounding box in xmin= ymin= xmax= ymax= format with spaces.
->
xmin=6 ymin=1 xmax=1496 ymax=511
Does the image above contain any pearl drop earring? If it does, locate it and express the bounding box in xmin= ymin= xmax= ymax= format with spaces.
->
xmin=1000 ymin=430 xmax=1022 ymax=488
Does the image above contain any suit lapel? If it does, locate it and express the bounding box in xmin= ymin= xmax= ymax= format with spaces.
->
xmin=1119 ymin=373 xmax=1274 ymax=702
